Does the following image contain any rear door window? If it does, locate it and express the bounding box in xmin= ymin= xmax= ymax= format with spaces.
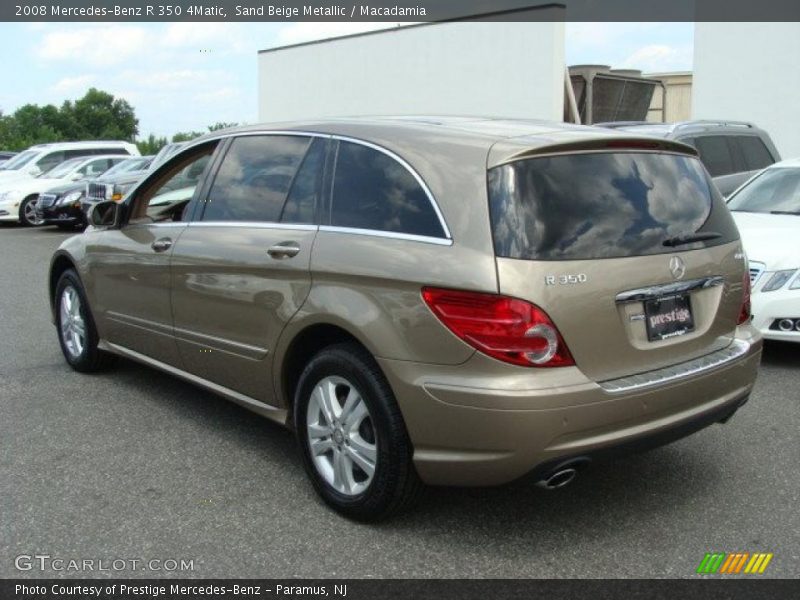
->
xmin=330 ymin=141 xmax=445 ymax=238
xmin=694 ymin=136 xmax=736 ymax=177
xmin=202 ymin=135 xmax=310 ymax=223
xmin=280 ymin=137 xmax=325 ymax=225
xmin=488 ymin=152 xmax=739 ymax=261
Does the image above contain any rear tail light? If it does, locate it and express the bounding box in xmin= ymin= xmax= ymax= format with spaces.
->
xmin=738 ymin=269 xmax=751 ymax=325
xmin=421 ymin=287 xmax=575 ymax=368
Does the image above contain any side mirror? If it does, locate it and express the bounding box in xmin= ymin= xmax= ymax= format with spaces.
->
xmin=71 ymin=172 xmax=83 ymax=181
xmin=28 ymin=165 xmax=42 ymax=177
xmin=89 ymin=200 xmax=119 ymax=228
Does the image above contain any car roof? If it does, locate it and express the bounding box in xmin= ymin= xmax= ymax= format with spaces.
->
xmin=26 ymin=141 xmax=136 ymax=151
xmin=190 ymin=116 xmax=698 ymax=168
xmin=596 ymin=120 xmax=765 ymax=138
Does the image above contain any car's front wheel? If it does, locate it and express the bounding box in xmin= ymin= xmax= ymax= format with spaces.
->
xmin=55 ymin=269 xmax=116 ymax=372
xmin=294 ymin=343 xmax=422 ymax=521
xmin=19 ymin=195 xmax=44 ymax=226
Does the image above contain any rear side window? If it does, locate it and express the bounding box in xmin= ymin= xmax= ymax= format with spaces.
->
xmin=736 ymin=136 xmax=774 ymax=171
xmin=488 ymin=152 xmax=739 ymax=261
xmin=203 ymin=135 xmax=310 ymax=223
xmin=331 ymin=141 xmax=445 ymax=238
xmin=695 ymin=136 xmax=736 ymax=177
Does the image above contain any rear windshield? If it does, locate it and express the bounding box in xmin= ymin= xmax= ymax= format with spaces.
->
xmin=488 ymin=152 xmax=739 ymax=261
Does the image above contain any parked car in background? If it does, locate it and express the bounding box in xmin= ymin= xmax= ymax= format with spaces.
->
xmin=727 ymin=158 xmax=800 ymax=342
xmin=37 ymin=157 xmax=154 ymax=230
xmin=85 ymin=143 xmax=186 ymax=206
xmin=48 ymin=118 xmax=760 ymax=520
xmin=0 ymin=141 xmax=139 ymax=184
xmin=0 ymin=155 xmax=129 ymax=226
xmin=596 ymin=120 xmax=780 ymax=197
xmin=0 ymin=151 xmax=17 ymax=167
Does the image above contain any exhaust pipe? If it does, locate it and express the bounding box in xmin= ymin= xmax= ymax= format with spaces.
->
xmin=778 ymin=318 xmax=795 ymax=332
xmin=536 ymin=467 xmax=578 ymax=490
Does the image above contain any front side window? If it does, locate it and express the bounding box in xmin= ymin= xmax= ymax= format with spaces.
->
xmin=488 ymin=151 xmax=739 ymax=261
xmin=330 ymin=141 xmax=445 ymax=238
xmin=129 ymin=143 xmax=217 ymax=224
xmin=35 ymin=151 xmax=65 ymax=173
xmin=202 ymin=135 xmax=310 ymax=223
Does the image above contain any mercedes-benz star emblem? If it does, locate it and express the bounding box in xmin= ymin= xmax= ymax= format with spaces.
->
xmin=669 ymin=256 xmax=686 ymax=280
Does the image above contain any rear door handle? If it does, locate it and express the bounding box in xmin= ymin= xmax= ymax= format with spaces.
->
xmin=151 ymin=238 xmax=173 ymax=253
xmin=267 ymin=241 xmax=301 ymax=259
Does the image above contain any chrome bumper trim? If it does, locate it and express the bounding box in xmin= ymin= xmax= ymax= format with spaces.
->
xmin=599 ymin=339 xmax=751 ymax=393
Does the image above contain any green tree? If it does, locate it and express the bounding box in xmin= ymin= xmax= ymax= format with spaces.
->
xmin=171 ymin=130 xmax=204 ymax=143
xmin=70 ymin=88 xmax=138 ymax=140
xmin=208 ymin=121 xmax=238 ymax=132
xmin=136 ymin=133 xmax=169 ymax=156
xmin=0 ymin=89 xmax=139 ymax=151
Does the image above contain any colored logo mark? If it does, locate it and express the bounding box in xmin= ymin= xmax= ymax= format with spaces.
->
xmin=697 ymin=552 xmax=773 ymax=574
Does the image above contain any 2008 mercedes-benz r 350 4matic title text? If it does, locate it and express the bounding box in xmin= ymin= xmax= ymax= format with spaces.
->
xmin=47 ymin=117 xmax=761 ymax=520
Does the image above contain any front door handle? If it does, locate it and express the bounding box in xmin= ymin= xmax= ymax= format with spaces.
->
xmin=151 ymin=237 xmax=173 ymax=253
xmin=267 ymin=241 xmax=301 ymax=259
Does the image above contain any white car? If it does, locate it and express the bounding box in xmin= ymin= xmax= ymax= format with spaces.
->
xmin=0 ymin=140 xmax=139 ymax=184
xmin=728 ymin=157 xmax=800 ymax=342
xmin=0 ymin=155 xmax=129 ymax=226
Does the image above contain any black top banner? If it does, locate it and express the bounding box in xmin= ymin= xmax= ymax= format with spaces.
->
xmin=4 ymin=0 xmax=800 ymax=22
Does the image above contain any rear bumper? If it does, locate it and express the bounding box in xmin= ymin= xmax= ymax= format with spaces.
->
xmin=379 ymin=328 xmax=762 ymax=486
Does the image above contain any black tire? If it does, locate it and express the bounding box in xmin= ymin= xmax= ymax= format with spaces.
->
xmin=54 ymin=269 xmax=116 ymax=372
xmin=19 ymin=195 xmax=43 ymax=227
xmin=294 ymin=342 xmax=422 ymax=521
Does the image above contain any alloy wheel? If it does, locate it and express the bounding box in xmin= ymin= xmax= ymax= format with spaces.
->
xmin=59 ymin=285 xmax=86 ymax=358
xmin=305 ymin=375 xmax=378 ymax=496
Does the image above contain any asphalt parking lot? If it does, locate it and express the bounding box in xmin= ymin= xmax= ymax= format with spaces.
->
xmin=1 ymin=224 xmax=798 ymax=579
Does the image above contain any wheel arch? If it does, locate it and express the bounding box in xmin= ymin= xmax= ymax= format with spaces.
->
xmin=277 ymin=322 xmax=381 ymax=426
xmin=48 ymin=251 xmax=78 ymax=319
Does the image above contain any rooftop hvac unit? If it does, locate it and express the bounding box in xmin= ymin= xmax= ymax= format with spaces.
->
xmin=566 ymin=65 xmax=664 ymax=124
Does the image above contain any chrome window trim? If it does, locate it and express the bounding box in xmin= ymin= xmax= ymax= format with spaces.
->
xmin=599 ymin=339 xmax=751 ymax=393
xmin=615 ymin=276 xmax=725 ymax=304
xmin=187 ymin=221 xmax=318 ymax=231
xmin=183 ymin=129 xmax=452 ymax=241
xmin=319 ymin=225 xmax=453 ymax=246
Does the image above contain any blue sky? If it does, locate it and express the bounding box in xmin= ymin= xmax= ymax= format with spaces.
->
xmin=0 ymin=22 xmax=693 ymax=139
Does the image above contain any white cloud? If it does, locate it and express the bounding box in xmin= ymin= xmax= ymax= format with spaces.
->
xmin=273 ymin=22 xmax=408 ymax=47
xmin=50 ymin=74 xmax=96 ymax=94
xmin=37 ymin=26 xmax=151 ymax=67
xmin=622 ymin=44 xmax=693 ymax=73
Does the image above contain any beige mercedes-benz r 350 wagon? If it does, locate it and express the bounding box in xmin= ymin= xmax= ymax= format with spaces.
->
xmin=49 ymin=117 xmax=761 ymax=520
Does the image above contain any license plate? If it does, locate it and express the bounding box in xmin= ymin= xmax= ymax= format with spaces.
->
xmin=644 ymin=294 xmax=695 ymax=341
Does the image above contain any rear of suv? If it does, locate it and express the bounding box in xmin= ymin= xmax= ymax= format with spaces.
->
xmin=596 ymin=120 xmax=780 ymax=197
xmin=48 ymin=118 xmax=761 ymax=520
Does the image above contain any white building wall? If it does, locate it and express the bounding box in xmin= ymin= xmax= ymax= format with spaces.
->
xmin=258 ymin=22 xmax=565 ymax=122
xmin=693 ymin=23 xmax=800 ymax=159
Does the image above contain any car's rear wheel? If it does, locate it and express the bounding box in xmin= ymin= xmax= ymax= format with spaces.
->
xmin=55 ymin=269 xmax=116 ymax=372
xmin=294 ymin=343 xmax=422 ymax=521
xmin=19 ymin=195 xmax=44 ymax=226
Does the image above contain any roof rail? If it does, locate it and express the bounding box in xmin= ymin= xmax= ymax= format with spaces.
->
xmin=593 ymin=121 xmax=652 ymax=128
xmin=672 ymin=120 xmax=755 ymax=131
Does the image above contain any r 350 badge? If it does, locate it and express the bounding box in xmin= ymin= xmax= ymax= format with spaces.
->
xmin=545 ymin=274 xmax=588 ymax=285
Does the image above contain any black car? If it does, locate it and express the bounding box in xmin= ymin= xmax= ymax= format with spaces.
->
xmin=37 ymin=156 xmax=153 ymax=229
